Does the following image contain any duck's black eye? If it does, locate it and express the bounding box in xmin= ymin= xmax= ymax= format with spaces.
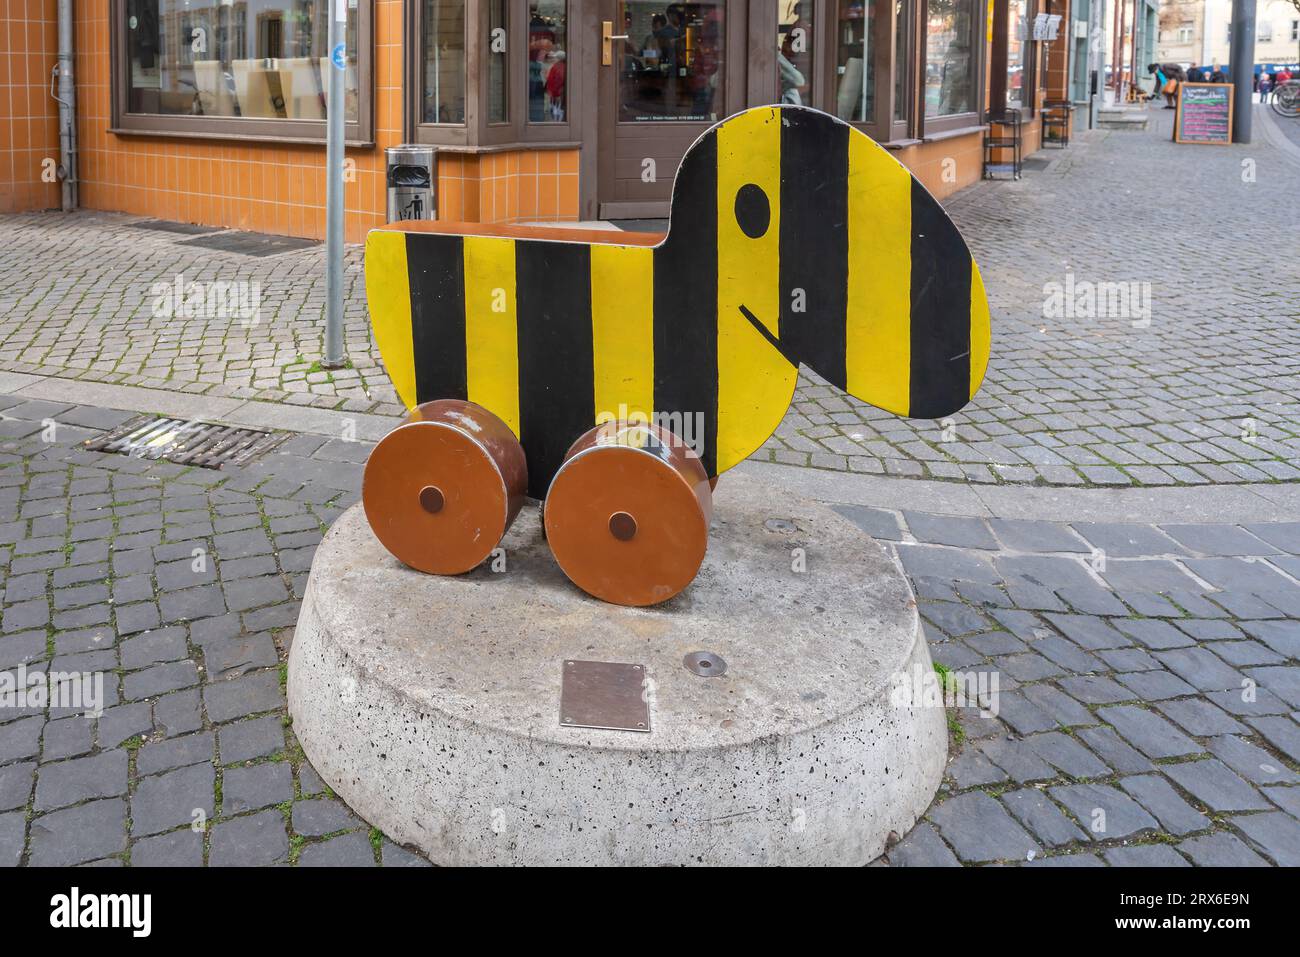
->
xmin=734 ymin=183 xmax=770 ymax=239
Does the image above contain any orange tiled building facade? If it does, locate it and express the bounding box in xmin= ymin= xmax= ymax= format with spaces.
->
xmin=3 ymin=1 xmax=1073 ymax=242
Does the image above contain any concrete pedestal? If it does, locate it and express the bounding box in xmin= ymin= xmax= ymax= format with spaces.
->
xmin=287 ymin=473 xmax=946 ymax=866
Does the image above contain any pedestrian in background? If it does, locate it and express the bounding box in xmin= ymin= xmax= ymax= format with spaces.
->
xmin=1149 ymin=63 xmax=1182 ymax=109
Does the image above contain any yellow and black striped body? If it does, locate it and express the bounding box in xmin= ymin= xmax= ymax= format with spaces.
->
xmin=366 ymin=105 xmax=991 ymax=499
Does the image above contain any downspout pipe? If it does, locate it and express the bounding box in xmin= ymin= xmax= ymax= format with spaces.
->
xmin=52 ymin=0 xmax=78 ymax=211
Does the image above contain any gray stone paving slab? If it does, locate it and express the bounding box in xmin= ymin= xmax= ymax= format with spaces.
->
xmin=1048 ymin=783 xmax=1159 ymax=841
xmin=1178 ymin=831 xmax=1270 ymax=867
xmin=1025 ymin=852 xmax=1104 ymax=867
xmin=1241 ymin=620 xmax=1300 ymax=658
xmin=1230 ymin=812 xmax=1300 ymax=866
xmin=297 ymin=831 xmax=377 ymax=867
xmin=927 ymin=792 xmax=1040 ymax=863
xmin=1244 ymin=666 xmax=1300 ymax=709
xmin=1118 ymin=774 xmax=1210 ymax=836
xmin=1155 ymin=699 xmax=1248 ymax=737
xmin=292 ymin=798 xmax=361 ymax=837
xmin=222 ymin=762 xmax=294 ymax=814
xmin=136 ymin=733 xmax=215 ymax=777
xmin=1160 ymin=524 xmax=1280 ymax=556
xmin=1205 ymin=735 xmax=1298 ymax=786
xmin=947 ymin=749 xmax=1009 ymax=788
xmin=1000 ymin=788 xmax=1088 ymax=847
xmin=0 ymin=761 xmax=33 ymax=812
xmin=1102 ymin=845 xmax=1190 ymax=867
xmin=977 ymin=737 xmax=1057 ymax=784
xmin=1163 ymin=760 xmax=1272 ymax=813
xmin=0 ymin=810 xmax=23 ymax=866
xmin=131 ymin=829 xmax=205 ymax=867
xmin=209 ymin=809 xmax=290 ymax=867
xmin=1097 ymin=705 xmax=1202 ymax=758
xmin=1263 ymin=786 xmax=1300 ymax=817
xmin=1071 ymin=523 xmax=1190 ymax=557
xmin=132 ymin=764 xmax=216 ymax=837
xmin=988 ymin=519 xmax=1091 ymax=553
xmin=1153 ymin=647 xmax=1245 ymax=692
xmin=217 ymin=716 xmax=286 ymax=764
xmin=1245 ymin=716 xmax=1300 ymax=763
xmin=904 ymin=513 xmax=997 ymax=549
xmin=27 ymin=798 xmax=126 ymax=866
xmin=33 ymin=750 xmax=128 ymax=811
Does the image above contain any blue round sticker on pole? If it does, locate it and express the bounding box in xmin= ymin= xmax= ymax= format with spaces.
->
xmin=331 ymin=43 xmax=347 ymax=70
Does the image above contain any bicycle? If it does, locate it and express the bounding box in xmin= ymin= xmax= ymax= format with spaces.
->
xmin=1271 ymin=79 xmax=1300 ymax=117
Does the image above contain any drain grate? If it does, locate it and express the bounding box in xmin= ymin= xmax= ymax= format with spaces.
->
xmin=128 ymin=219 xmax=226 ymax=236
xmin=176 ymin=230 xmax=319 ymax=257
xmin=83 ymin=415 xmax=286 ymax=469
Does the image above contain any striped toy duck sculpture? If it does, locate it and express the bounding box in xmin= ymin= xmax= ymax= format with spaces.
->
xmin=361 ymin=105 xmax=991 ymax=607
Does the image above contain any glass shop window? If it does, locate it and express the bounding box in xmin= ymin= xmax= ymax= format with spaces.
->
xmin=487 ymin=0 xmax=508 ymax=123
xmin=924 ymin=0 xmax=975 ymax=117
xmin=528 ymin=2 xmax=568 ymax=122
xmin=423 ymin=0 xmax=466 ymax=124
xmin=619 ymin=0 xmax=726 ymax=122
xmin=1007 ymin=0 xmax=1027 ymax=109
xmin=778 ymin=1 xmax=813 ymax=106
xmin=893 ymin=0 xmax=909 ymax=121
xmin=834 ymin=0 xmax=876 ymax=122
xmin=123 ymin=0 xmax=361 ymax=123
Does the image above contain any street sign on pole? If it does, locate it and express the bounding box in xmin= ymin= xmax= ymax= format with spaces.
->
xmin=322 ymin=0 xmax=346 ymax=368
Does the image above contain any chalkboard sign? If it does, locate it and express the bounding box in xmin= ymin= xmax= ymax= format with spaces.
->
xmin=1174 ymin=83 xmax=1233 ymax=145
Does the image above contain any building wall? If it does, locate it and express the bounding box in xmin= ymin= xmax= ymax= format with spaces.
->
xmin=438 ymin=148 xmax=580 ymax=224
xmin=6 ymin=3 xmax=1056 ymax=230
xmin=75 ymin=0 xmax=404 ymax=244
xmin=1158 ymin=0 xmax=1299 ymax=68
xmin=1255 ymin=0 xmax=1300 ymax=64
xmin=1204 ymin=0 xmax=1300 ymax=65
xmin=1157 ymin=0 xmax=1204 ymax=64
xmin=0 ymin=0 xmax=60 ymax=214
xmin=895 ymin=133 xmax=985 ymax=199
xmin=13 ymin=1 xmax=580 ymax=235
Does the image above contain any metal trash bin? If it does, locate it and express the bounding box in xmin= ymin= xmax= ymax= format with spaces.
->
xmin=385 ymin=145 xmax=435 ymax=223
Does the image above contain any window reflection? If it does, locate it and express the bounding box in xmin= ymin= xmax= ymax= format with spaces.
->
xmin=1006 ymin=0 xmax=1026 ymax=108
xmin=925 ymin=0 xmax=974 ymax=116
xmin=619 ymin=1 xmax=724 ymax=122
xmin=778 ymin=2 xmax=812 ymax=106
xmin=487 ymin=0 xmax=507 ymax=123
xmin=423 ymin=0 xmax=465 ymax=124
xmin=894 ymin=0 xmax=908 ymax=120
xmin=125 ymin=0 xmax=359 ymax=122
xmin=835 ymin=0 xmax=873 ymax=121
xmin=529 ymin=2 xmax=567 ymax=122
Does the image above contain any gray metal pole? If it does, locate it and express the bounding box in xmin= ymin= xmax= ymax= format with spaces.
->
xmin=1088 ymin=0 xmax=1105 ymax=127
xmin=55 ymin=0 xmax=77 ymax=211
xmin=1229 ymin=0 xmax=1256 ymax=143
xmin=323 ymin=0 xmax=347 ymax=368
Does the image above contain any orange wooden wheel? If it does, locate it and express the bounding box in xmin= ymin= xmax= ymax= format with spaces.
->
xmin=363 ymin=400 xmax=527 ymax=575
xmin=544 ymin=421 xmax=712 ymax=607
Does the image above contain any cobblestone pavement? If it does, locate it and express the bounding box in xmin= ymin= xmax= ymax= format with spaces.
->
xmin=862 ymin=506 xmax=1300 ymax=866
xmin=1266 ymin=102 xmax=1300 ymax=151
xmin=2 ymin=104 xmax=1298 ymax=488
xmin=0 ymin=397 xmax=1297 ymax=866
